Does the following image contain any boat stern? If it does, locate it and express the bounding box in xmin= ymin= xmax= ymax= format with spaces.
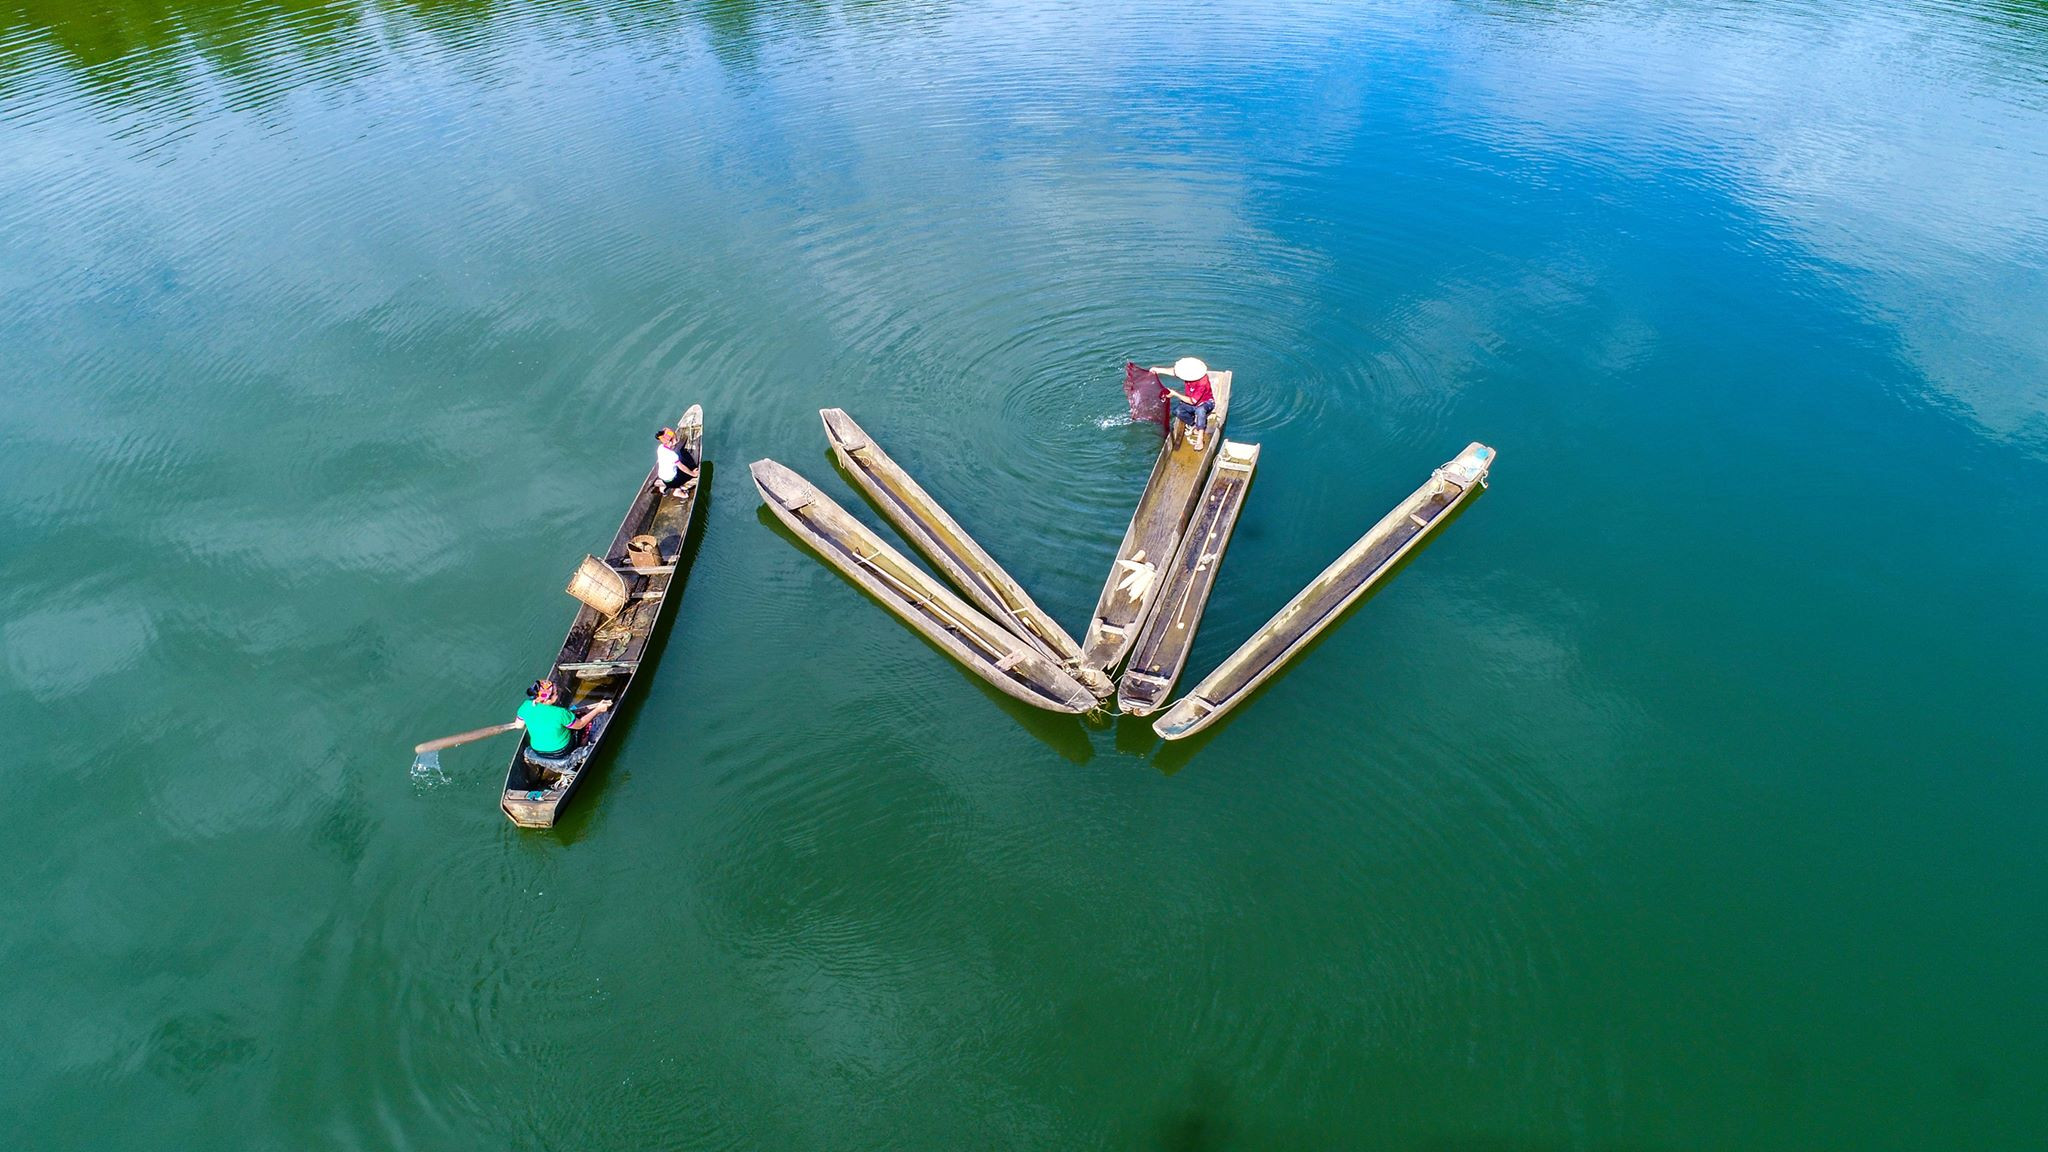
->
xmin=1152 ymin=694 xmax=1218 ymax=741
xmin=1016 ymin=650 xmax=1103 ymax=713
xmin=750 ymin=458 xmax=816 ymax=511
xmin=501 ymin=788 xmax=561 ymax=829
xmin=1116 ymin=670 xmax=1173 ymax=716
xmin=1439 ymin=442 xmax=1495 ymax=490
xmin=1071 ymin=664 xmax=1116 ymax=700
xmin=819 ymin=407 xmax=868 ymax=456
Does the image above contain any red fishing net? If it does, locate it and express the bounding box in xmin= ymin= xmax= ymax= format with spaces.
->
xmin=1124 ymin=361 xmax=1167 ymax=431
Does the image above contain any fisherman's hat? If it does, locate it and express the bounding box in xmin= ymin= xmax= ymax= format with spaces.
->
xmin=1173 ymin=356 xmax=1209 ymax=383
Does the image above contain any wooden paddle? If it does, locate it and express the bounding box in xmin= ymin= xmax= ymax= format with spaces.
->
xmin=415 ymin=721 xmax=520 ymax=755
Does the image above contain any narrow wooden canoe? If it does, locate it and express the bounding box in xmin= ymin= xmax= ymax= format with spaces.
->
xmin=751 ymin=458 xmax=1098 ymax=713
xmin=1080 ymin=369 xmax=1233 ymax=682
xmin=501 ymin=406 xmax=705 ymax=829
xmin=1153 ymin=442 xmax=1494 ymax=741
xmin=820 ymin=408 xmax=1112 ymax=698
xmin=1117 ymin=439 xmax=1260 ymax=716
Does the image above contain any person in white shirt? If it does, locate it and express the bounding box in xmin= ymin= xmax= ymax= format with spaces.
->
xmin=655 ymin=426 xmax=698 ymax=495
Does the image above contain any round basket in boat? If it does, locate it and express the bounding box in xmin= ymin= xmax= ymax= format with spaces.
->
xmin=565 ymin=554 xmax=629 ymax=617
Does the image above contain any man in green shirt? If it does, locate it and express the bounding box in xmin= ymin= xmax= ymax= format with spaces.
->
xmin=516 ymin=679 xmax=610 ymax=756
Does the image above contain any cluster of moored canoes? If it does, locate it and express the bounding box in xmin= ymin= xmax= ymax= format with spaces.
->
xmin=752 ymin=365 xmax=1496 ymax=739
xmin=468 ymin=370 xmax=1493 ymax=828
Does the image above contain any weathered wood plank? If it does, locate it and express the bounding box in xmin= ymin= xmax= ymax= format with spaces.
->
xmin=751 ymin=458 xmax=1097 ymax=714
xmin=1152 ymin=442 xmax=1494 ymax=741
xmin=820 ymin=408 xmax=1107 ymax=698
xmin=1117 ymin=439 xmax=1260 ymax=717
xmin=1080 ymin=370 xmax=1233 ymax=683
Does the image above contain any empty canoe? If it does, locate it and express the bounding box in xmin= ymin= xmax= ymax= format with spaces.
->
xmin=1079 ymin=369 xmax=1233 ymax=682
xmin=751 ymin=458 xmax=1098 ymax=714
xmin=821 ymin=407 xmax=1111 ymax=698
xmin=1153 ymin=442 xmax=1494 ymax=741
xmin=501 ymin=405 xmax=706 ymax=829
xmin=1117 ymin=439 xmax=1260 ymax=716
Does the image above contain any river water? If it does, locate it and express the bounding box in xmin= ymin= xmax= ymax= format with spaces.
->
xmin=4 ymin=1 xmax=2046 ymax=1148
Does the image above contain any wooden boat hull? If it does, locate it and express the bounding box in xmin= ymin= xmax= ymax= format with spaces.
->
xmin=1153 ymin=442 xmax=1494 ymax=741
xmin=1081 ymin=370 xmax=1233 ymax=682
xmin=1117 ymin=439 xmax=1260 ymax=716
xmin=752 ymin=459 xmax=1098 ymax=713
xmin=501 ymin=405 xmax=705 ymax=828
xmin=820 ymin=408 xmax=1111 ymax=698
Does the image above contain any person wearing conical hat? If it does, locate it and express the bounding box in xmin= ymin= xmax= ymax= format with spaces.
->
xmin=1158 ymin=356 xmax=1215 ymax=450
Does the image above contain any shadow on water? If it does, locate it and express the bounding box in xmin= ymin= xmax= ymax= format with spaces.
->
xmin=753 ymin=501 xmax=1096 ymax=765
xmin=1148 ymin=485 xmax=1490 ymax=776
xmin=1147 ymin=1069 xmax=1236 ymax=1152
xmin=540 ymin=462 xmax=716 ymax=844
xmin=1113 ymin=710 xmax=1163 ymax=760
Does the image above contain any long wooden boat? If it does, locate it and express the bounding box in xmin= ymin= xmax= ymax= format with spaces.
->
xmin=751 ymin=458 xmax=1097 ymax=713
xmin=501 ymin=406 xmax=705 ymax=828
xmin=1116 ymin=439 xmax=1260 ymax=716
xmin=1153 ymin=442 xmax=1494 ymax=741
xmin=1079 ymin=369 xmax=1233 ymax=683
xmin=820 ymin=408 xmax=1112 ymax=699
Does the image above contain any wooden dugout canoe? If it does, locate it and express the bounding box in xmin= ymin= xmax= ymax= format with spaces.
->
xmin=820 ymin=408 xmax=1112 ymax=699
xmin=1153 ymin=442 xmax=1494 ymax=741
xmin=1080 ymin=369 xmax=1233 ymax=682
xmin=1116 ymin=439 xmax=1260 ymax=716
xmin=501 ymin=405 xmax=705 ymax=828
xmin=751 ymin=458 xmax=1098 ymax=713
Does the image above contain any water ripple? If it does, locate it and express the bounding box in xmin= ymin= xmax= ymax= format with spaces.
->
xmin=7 ymin=1 xmax=2048 ymax=1149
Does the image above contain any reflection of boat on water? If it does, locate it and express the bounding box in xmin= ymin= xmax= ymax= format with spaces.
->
xmin=501 ymin=405 xmax=705 ymax=829
xmin=1080 ymin=369 xmax=1233 ymax=684
xmin=751 ymin=458 xmax=1098 ymax=714
xmin=1117 ymin=439 xmax=1260 ymax=716
xmin=1154 ymin=442 xmax=1494 ymax=741
xmin=821 ymin=407 xmax=1111 ymax=699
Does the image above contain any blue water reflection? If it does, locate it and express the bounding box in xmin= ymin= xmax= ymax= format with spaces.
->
xmin=3 ymin=2 xmax=2046 ymax=1149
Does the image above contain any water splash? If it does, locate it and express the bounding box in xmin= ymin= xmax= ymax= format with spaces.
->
xmin=409 ymin=750 xmax=447 ymax=787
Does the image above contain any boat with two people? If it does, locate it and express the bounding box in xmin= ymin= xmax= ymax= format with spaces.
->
xmin=494 ymin=406 xmax=707 ymax=827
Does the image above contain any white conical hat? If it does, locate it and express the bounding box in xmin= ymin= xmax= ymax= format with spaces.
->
xmin=1173 ymin=356 xmax=1209 ymax=382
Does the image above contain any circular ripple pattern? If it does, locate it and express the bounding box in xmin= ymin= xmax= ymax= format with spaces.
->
xmin=7 ymin=1 xmax=2048 ymax=1151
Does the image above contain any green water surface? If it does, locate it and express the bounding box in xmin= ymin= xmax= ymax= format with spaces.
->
xmin=3 ymin=0 xmax=2046 ymax=1148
